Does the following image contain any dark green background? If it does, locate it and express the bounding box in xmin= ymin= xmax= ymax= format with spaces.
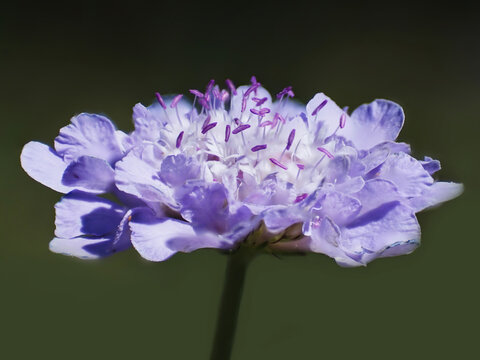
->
xmin=1 ymin=2 xmax=477 ymax=359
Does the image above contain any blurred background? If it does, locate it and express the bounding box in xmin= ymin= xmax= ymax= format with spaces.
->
xmin=1 ymin=1 xmax=477 ymax=359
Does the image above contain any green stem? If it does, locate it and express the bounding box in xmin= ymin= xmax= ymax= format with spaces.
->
xmin=210 ymin=247 xmax=253 ymax=360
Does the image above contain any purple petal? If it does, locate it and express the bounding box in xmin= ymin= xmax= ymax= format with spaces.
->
xmin=376 ymin=152 xmax=433 ymax=197
xmin=54 ymin=190 xmax=124 ymax=239
xmin=408 ymin=181 xmax=464 ymax=212
xmin=262 ymin=206 xmax=307 ymax=233
xmin=360 ymin=141 xmax=411 ymax=174
xmin=159 ymin=154 xmax=200 ymax=187
xmin=312 ymin=191 xmax=362 ymax=226
xmin=129 ymin=208 xmax=229 ymax=262
xmin=420 ymin=156 xmax=441 ymax=175
xmin=54 ymin=113 xmax=123 ymax=163
xmin=62 ymin=156 xmax=115 ymax=193
xmin=177 ymin=183 xmax=229 ymax=233
xmin=343 ymin=99 xmax=405 ymax=150
xmin=49 ymin=237 xmax=117 ymax=259
xmin=20 ymin=141 xmax=71 ymax=193
xmin=354 ymin=179 xmax=401 ymax=214
xmin=343 ymin=202 xmax=421 ymax=264
xmin=115 ymin=146 xmax=174 ymax=204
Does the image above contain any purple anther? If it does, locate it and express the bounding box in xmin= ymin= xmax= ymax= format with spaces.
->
xmin=213 ymin=87 xmax=222 ymax=100
xmin=252 ymin=97 xmax=268 ymax=106
xmin=206 ymin=79 xmax=215 ymax=93
xmin=201 ymin=122 xmax=217 ymax=134
xmin=251 ymin=75 xmax=257 ymax=84
xmin=189 ymin=89 xmax=204 ymax=98
xmin=277 ymin=113 xmax=286 ymax=124
xmin=225 ymin=79 xmax=237 ymax=95
xmin=312 ymin=99 xmax=328 ymax=116
xmin=317 ymin=147 xmax=334 ymax=159
xmin=198 ymin=97 xmax=210 ymax=110
xmin=294 ymin=193 xmax=308 ymax=203
xmin=296 ymin=163 xmax=305 ymax=170
xmin=155 ymin=92 xmax=167 ymax=109
xmin=287 ymin=89 xmax=295 ymax=98
xmin=276 ymin=86 xmax=292 ymax=99
xmin=221 ymin=90 xmax=230 ymax=102
xmin=232 ymin=124 xmax=250 ymax=134
xmin=202 ymin=115 xmax=211 ymax=129
xmin=259 ymin=108 xmax=271 ymax=116
xmin=170 ymin=94 xmax=183 ymax=108
xmin=250 ymin=108 xmax=261 ymax=115
xmin=259 ymin=120 xmax=273 ymax=127
xmin=244 ymin=82 xmax=260 ymax=97
xmin=251 ymin=144 xmax=267 ymax=152
xmin=300 ymin=112 xmax=308 ymax=124
xmin=339 ymin=113 xmax=347 ymax=128
xmin=241 ymin=96 xmax=248 ymax=112
xmin=272 ymin=113 xmax=280 ymax=127
xmin=234 ymin=118 xmax=240 ymax=125
xmin=176 ymin=131 xmax=184 ymax=149
xmin=225 ymin=124 xmax=231 ymax=142
xmin=286 ymin=129 xmax=296 ymax=150
xmin=269 ymin=158 xmax=288 ymax=170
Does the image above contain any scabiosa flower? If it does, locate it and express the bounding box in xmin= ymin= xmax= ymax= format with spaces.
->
xmin=21 ymin=77 xmax=462 ymax=266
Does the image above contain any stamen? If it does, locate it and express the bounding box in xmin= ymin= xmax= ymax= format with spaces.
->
xmin=241 ymin=96 xmax=248 ymax=112
xmin=339 ymin=113 xmax=347 ymax=128
xmin=251 ymin=144 xmax=267 ymax=152
xmin=221 ymin=90 xmax=230 ymax=102
xmin=232 ymin=124 xmax=250 ymax=134
xmin=259 ymin=120 xmax=273 ymax=127
xmin=286 ymin=129 xmax=296 ymax=150
xmin=234 ymin=118 xmax=240 ymax=125
xmin=201 ymin=122 xmax=217 ymax=134
xmin=269 ymin=158 xmax=288 ymax=170
xmin=244 ymin=82 xmax=260 ymax=97
xmin=317 ymin=147 xmax=334 ymax=159
xmin=276 ymin=86 xmax=293 ymax=99
xmin=176 ymin=131 xmax=184 ymax=148
xmin=198 ymin=97 xmax=210 ymax=110
xmin=300 ymin=112 xmax=308 ymax=124
xmin=225 ymin=124 xmax=231 ymax=142
xmin=250 ymin=108 xmax=271 ymax=117
xmin=252 ymin=97 xmax=267 ymax=106
xmin=311 ymin=99 xmax=328 ymax=116
xmin=213 ymin=87 xmax=222 ymax=100
xmin=295 ymin=163 xmax=304 ymax=180
xmin=202 ymin=115 xmax=211 ymax=129
xmin=294 ymin=193 xmax=308 ymax=203
xmin=251 ymin=75 xmax=257 ymax=84
xmin=155 ymin=92 xmax=167 ymax=109
xmin=205 ymin=79 xmax=215 ymax=93
xmin=225 ymin=79 xmax=237 ymax=95
xmin=170 ymin=94 xmax=183 ymax=108
xmin=189 ymin=89 xmax=204 ymax=98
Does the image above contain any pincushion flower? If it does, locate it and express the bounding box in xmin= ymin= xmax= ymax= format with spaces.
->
xmin=21 ymin=77 xmax=462 ymax=265
xmin=20 ymin=77 xmax=463 ymax=360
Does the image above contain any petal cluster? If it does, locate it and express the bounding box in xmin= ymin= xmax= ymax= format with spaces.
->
xmin=21 ymin=78 xmax=463 ymax=266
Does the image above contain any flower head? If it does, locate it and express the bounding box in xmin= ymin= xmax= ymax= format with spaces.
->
xmin=21 ymin=77 xmax=463 ymax=266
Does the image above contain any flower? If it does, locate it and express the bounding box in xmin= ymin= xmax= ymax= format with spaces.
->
xmin=21 ymin=78 xmax=463 ymax=266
